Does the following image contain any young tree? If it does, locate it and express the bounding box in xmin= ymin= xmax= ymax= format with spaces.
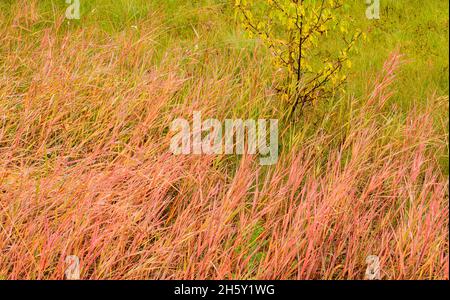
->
xmin=235 ymin=0 xmax=363 ymax=117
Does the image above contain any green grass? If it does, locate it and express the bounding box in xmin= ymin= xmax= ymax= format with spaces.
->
xmin=1 ymin=0 xmax=448 ymax=171
xmin=3 ymin=0 xmax=447 ymax=108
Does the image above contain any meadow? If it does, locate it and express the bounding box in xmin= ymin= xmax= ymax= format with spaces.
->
xmin=0 ymin=0 xmax=448 ymax=279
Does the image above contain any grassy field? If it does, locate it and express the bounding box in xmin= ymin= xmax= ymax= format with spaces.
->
xmin=0 ymin=0 xmax=448 ymax=279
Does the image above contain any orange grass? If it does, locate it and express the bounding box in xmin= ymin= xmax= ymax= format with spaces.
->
xmin=0 ymin=6 xmax=448 ymax=280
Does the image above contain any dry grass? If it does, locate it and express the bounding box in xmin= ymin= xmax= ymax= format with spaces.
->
xmin=0 ymin=3 xmax=448 ymax=280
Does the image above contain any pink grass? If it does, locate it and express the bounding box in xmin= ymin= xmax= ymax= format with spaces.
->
xmin=0 ymin=11 xmax=448 ymax=279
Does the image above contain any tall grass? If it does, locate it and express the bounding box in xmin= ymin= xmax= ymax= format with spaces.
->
xmin=0 ymin=1 xmax=448 ymax=279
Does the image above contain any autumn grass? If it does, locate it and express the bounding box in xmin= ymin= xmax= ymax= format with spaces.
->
xmin=0 ymin=0 xmax=448 ymax=279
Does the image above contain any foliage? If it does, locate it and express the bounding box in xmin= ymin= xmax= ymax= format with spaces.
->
xmin=235 ymin=0 xmax=363 ymax=116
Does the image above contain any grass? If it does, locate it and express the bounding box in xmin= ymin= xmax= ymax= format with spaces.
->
xmin=0 ymin=0 xmax=448 ymax=279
